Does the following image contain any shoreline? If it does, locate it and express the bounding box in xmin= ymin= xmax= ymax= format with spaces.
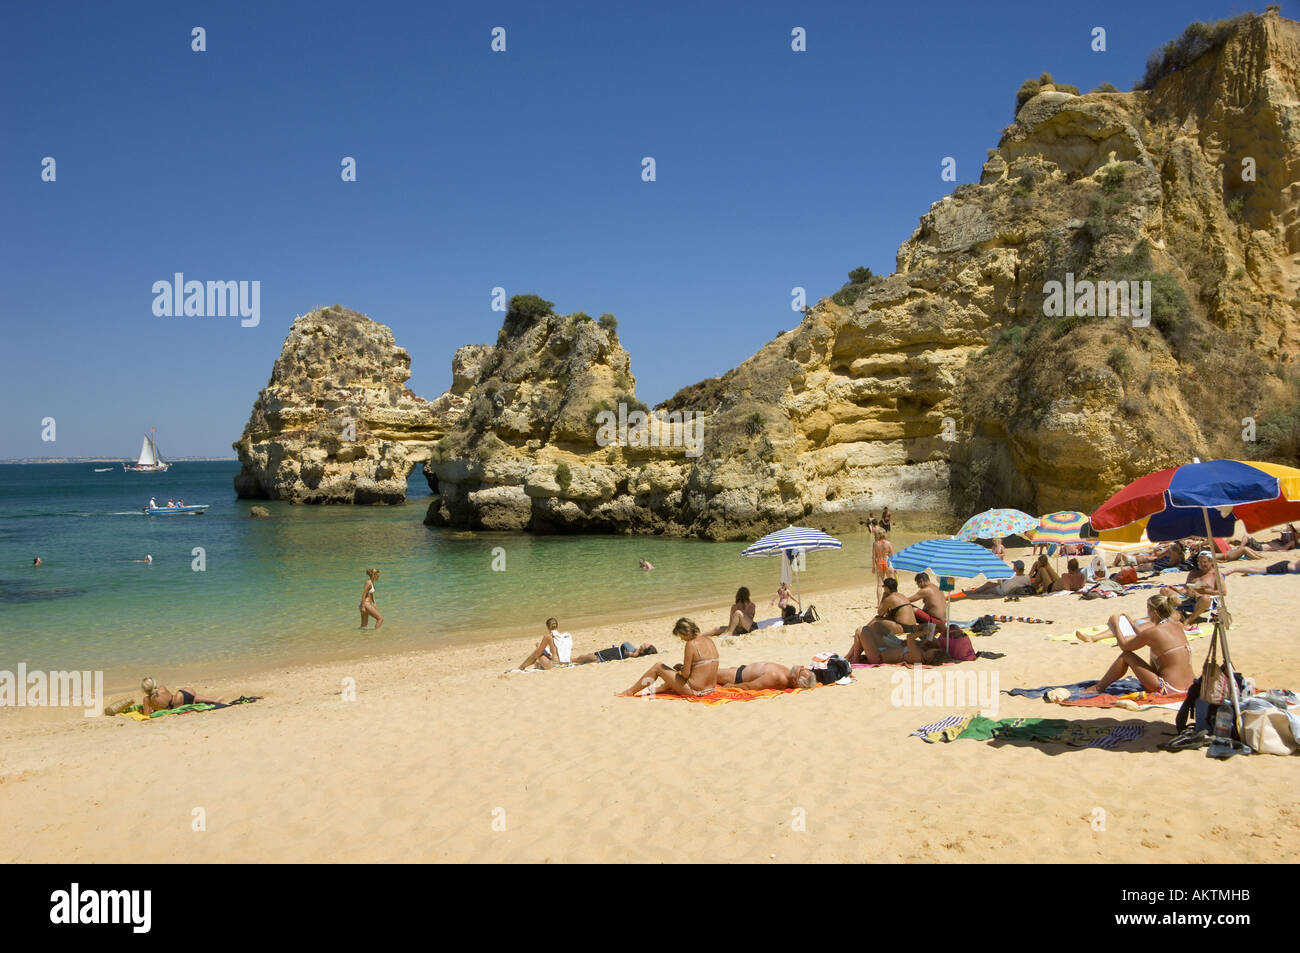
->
xmin=4 ymin=545 xmax=1297 ymax=863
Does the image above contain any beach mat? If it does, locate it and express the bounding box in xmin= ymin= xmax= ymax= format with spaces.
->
xmin=1007 ymin=678 xmax=1186 ymax=711
xmin=118 ymin=696 xmax=262 ymax=721
xmin=912 ymin=714 xmax=1146 ymax=748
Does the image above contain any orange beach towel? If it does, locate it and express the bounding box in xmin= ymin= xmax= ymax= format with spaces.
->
xmin=640 ymin=685 xmax=812 ymax=705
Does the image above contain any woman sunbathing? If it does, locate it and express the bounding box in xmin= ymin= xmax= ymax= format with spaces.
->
xmin=1093 ymin=594 xmax=1194 ymax=694
xmin=845 ymin=578 xmax=935 ymax=664
xmin=618 ymin=618 xmax=718 ymax=696
xmin=139 ymin=677 xmax=225 ymax=714
xmin=1159 ymin=552 xmax=1220 ymax=622
xmin=709 ymin=587 xmax=757 ymax=636
xmin=1224 ymin=558 xmax=1300 ymax=575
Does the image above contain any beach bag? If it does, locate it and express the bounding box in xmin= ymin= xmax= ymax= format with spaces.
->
xmin=1201 ymin=631 xmax=1231 ymax=705
xmin=802 ymin=605 xmax=820 ymax=623
xmin=1240 ymin=708 xmax=1298 ymax=755
xmin=1115 ymin=567 xmax=1138 ymax=585
xmin=814 ymin=654 xmax=851 ymax=685
xmin=939 ymin=625 xmax=976 ymax=662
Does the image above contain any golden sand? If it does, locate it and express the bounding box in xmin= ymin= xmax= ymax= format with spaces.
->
xmin=1 ymin=548 xmax=1296 ymax=863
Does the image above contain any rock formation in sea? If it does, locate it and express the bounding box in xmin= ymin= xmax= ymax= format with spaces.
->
xmin=422 ymin=10 xmax=1300 ymax=537
xmin=232 ymin=306 xmax=476 ymax=503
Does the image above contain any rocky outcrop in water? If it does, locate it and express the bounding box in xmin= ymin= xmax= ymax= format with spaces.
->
xmin=233 ymin=306 xmax=475 ymax=503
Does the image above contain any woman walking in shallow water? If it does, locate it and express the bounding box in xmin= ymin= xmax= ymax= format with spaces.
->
xmin=359 ymin=568 xmax=383 ymax=629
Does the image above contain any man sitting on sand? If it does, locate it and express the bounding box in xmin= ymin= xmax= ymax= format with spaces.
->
xmin=1160 ymin=551 xmax=1220 ymax=623
xmin=963 ymin=560 xmax=1033 ymax=597
xmin=718 ymin=661 xmax=817 ymax=690
xmin=1051 ymin=557 xmax=1087 ymax=591
xmin=902 ymin=572 xmax=947 ymax=634
xmin=845 ymin=578 xmax=932 ymax=664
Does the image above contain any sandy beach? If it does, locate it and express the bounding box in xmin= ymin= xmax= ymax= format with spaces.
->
xmin=2 ymin=546 xmax=1296 ymax=864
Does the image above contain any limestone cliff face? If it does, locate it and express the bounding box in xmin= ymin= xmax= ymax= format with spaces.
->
xmin=233 ymin=306 xmax=473 ymax=503
xmin=422 ymin=11 xmax=1300 ymax=537
xmin=423 ymin=309 xmax=703 ymax=532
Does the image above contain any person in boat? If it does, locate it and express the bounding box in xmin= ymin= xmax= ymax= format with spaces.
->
xmin=139 ymin=677 xmax=225 ymax=714
xmin=618 ymin=618 xmax=718 ymax=696
xmin=144 ymin=554 xmax=152 ymax=565
xmin=177 ymin=499 xmax=184 ymax=507
xmin=1092 ymin=593 xmax=1194 ymax=693
xmin=149 ymin=497 xmax=158 ymax=509
xmin=718 ymin=661 xmax=817 ymax=690
xmin=359 ymin=568 xmax=382 ymax=629
xmin=166 ymin=498 xmax=176 ymax=508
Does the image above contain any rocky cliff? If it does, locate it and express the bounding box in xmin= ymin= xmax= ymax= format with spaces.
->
xmin=420 ymin=10 xmax=1300 ymax=537
xmin=233 ymin=306 xmax=476 ymax=503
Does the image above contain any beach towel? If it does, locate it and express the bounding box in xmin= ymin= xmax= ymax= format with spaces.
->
xmin=1060 ymin=688 xmax=1188 ymax=709
xmin=1044 ymin=622 xmax=1213 ymax=645
xmin=642 ymin=684 xmax=823 ymax=705
xmin=118 ymin=696 xmax=261 ymax=721
xmin=913 ymin=714 xmax=1146 ymax=747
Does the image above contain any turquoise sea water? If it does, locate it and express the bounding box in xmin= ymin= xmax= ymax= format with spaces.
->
xmin=1 ymin=463 xmax=931 ymax=681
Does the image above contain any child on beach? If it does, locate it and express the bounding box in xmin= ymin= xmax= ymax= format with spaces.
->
xmin=359 ymin=568 xmax=382 ymax=629
xmin=618 ymin=618 xmax=718 ymax=696
xmin=771 ymin=582 xmax=796 ymax=611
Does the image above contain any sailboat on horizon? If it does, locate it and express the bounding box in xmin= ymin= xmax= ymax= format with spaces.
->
xmin=123 ymin=428 xmax=171 ymax=472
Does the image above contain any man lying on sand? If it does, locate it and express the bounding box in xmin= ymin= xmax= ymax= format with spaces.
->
xmin=718 ymin=662 xmax=817 ymax=690
xmin=572 ymin=642 xmax=658 ymax=664
xmin=1225 ymin=557 xmax=1300 ymax=575
xmin=963 ymin=560 xmax=1032 ymax=597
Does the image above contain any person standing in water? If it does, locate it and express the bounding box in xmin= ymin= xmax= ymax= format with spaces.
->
xmin=359 ymin=568 xmax=383 ymax=629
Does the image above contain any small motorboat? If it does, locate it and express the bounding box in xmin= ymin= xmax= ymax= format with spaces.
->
xmin=143 ymin=504 xmax=209 ymax=516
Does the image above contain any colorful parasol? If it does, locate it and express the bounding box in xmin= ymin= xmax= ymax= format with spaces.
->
xmin=955 ymin=508 xmax=1038 ymax=541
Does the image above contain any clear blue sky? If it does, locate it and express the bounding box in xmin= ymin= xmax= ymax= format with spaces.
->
xmin=1 ymin=0 xmax=1278 ymax=457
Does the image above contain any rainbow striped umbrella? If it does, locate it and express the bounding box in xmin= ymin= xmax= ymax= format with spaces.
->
xmin=1033 ymin=510 xmax=1090 ymax=544
xmin=955 ymin=508 xmax=1038 ymax=541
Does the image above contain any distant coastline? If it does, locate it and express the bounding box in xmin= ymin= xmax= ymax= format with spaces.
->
xmin=0 ymin=456 xmax=238 ymax=464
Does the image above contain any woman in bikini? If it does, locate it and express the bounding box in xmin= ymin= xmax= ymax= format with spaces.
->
xmin=618 ymin=618 xmax=718 ymax=696
xmin=139 ymin=677 xmax=224 ymax=714
xmin=709 ymin=587 xmax=756 ymax=636
xmin=359 ymin=568 xmax=383 ymax=629
xmin=1093 ymin=593 xmax=1194 ymax=694
xmin=846 ymin=577 xmax=934 ymax=664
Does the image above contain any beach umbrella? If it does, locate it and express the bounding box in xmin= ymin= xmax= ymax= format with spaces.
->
xmin=1033 ymin=511 xmax=1090 ymax=545
xmin=955 ymin=508 xmax=1038 ymax=542
xmin=891 ymin=538 xmax=1013 ymax=626
xmin=741 ymin=525 xmax=842 ymax=606
xmin=1090 ymin=459 xmax=1300 ymax=747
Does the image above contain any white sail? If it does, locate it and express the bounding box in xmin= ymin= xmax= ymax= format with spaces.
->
xmin=138 ymin=435 xmax=158 ymax=467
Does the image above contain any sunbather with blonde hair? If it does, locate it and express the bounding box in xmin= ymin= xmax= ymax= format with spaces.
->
xmin=618 ymin=618 xmax=718 ymax=696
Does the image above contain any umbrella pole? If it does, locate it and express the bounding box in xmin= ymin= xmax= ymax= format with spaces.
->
xmin=1201 ymin=508 xmax=1243 ymax=740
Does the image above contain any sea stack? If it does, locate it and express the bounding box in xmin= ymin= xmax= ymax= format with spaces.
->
xmin=232 ymin=305 xmax=475 ymax=503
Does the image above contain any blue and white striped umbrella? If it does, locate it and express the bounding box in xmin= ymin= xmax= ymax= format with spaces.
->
xmin=890 ymin=538 xmax=1012 ymax=581
xmin=741 ymin=526 xmax=843 ymax=558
